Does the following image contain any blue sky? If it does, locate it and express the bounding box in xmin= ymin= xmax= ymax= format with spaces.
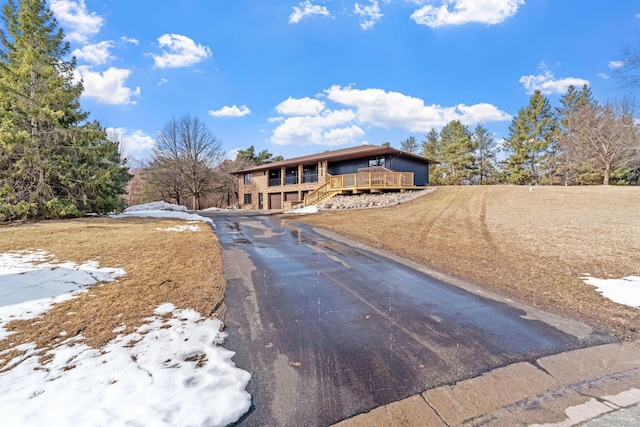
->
xmin=44 ymin=0 xmax=640 ymax=165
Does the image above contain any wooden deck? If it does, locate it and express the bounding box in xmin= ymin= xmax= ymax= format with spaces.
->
xmin=303 ymin=172 xmax=418 ymax=207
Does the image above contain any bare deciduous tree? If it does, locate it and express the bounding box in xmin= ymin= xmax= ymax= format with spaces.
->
xmin=561 ymin=98 xmax=640 ymax=185
xmin=148 ymin=115 xmax=223 ymax=209
xmin=613 ymin=42 xmax=640 ymax=95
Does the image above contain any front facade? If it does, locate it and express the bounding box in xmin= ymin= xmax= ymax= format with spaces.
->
xmin=235 ymin=145 xmax=437 ymax=210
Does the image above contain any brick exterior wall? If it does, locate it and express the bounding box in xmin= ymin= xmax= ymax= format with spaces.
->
xmin=238 ymin=163 xmax=327 ymax=210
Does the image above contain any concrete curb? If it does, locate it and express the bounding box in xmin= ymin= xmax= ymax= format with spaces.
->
xmin=332 ymin=341 xmax=640 ymax=427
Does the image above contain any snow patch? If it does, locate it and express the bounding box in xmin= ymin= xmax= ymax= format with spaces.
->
xmin=155 ymin=223 xmax=201 ymax=232
xmin=112 ymin=201 xmax=213 ymax=225
xmin=581 ymin=275 xmax=640 ymax=309
xmin=284 ymin=205 xmax=319 ymax=215
xmin=0 ymin=305 xmax=252 ymax=427
xmin=0 ymin=251 xmax=126 ymax=340
xmin=124 ymin=201 xmax=188 ymax=212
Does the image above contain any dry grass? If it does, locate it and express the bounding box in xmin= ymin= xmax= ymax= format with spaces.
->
xmin=0 ymin=217 xmax=225 ymax=371
xmin=299 ymin=186 xmax=640 ymax=340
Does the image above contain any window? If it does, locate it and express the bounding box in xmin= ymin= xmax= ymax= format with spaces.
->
xmin=244 ymin=173 xmax=252 ymax=184
xmin=268 ymin=170 xmax=281 ymax=186
xmin=244 ymin=194 xmax=252 ymax=204
xmin=369 ymin=157 xmax=385 ymax=167
xmin=303 ymin=165 xmax=318 ymax=183
xmin=285 ymin=167 xmax=298 ymax=185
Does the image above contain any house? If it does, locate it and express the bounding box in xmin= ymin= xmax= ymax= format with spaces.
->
xmin=234 ymin=145 xmax=438 ymax=210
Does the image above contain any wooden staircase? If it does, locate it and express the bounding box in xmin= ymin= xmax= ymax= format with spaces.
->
xmin=303 ymin=181 xmax=339 ymax=207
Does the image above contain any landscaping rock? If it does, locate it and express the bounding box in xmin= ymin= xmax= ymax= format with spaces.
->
xmin=317 ymin=188 xmax=435 ymax=210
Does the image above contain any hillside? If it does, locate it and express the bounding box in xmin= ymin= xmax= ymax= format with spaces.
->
xmin=299 ymin=186 xmax=640 ymax=340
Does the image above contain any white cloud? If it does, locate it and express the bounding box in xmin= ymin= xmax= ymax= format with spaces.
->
xmin=49 ymin=0 xmax=104 ymax=43
xmin=325 ymin=85 xmax=510 ymax=131
xmin=268 ymin=116 xmax=284 ymax=123
xmin=208 ymin=105 xmax=251 ymax=118
xmin=108 ymin=127 xmax=156 ymax=166
xmin=519 ymin=63 xmax=589 ymax=94
xmin=355 ymin=0 xmax=383 ymax=30
xmin=598 ymin=72 xmax=610 ymax=80
xmin=151 ymin=34 xmax=212 ymax=68
xmin=72 ymin=41 xmax=114 ymax=65
xmin=456 ymin=103 xmax=512 ymax=124
xmin=121 ymin=37 xmax=139 ymax=45
xmin=76 ymin=66 xmax=141 ymax=105
xmin=289 ymin=1 xmax=332 ymax=24
xmin=410 ymin=0 xmax=524 ymax=28
xmin=270 ymin=109 xmax=360 ymax=146
xmin=269 ymin=86 xmax=510 ymax=146
xmin=157 ymin=78 xmax=168 ymax=86
xmin=275 ymin=97 xmax=325 ymax=115
xmin=322 ymin=126 xmax=366 ymax=145
xmin=608 ymin=60 xmax=625 ymax=69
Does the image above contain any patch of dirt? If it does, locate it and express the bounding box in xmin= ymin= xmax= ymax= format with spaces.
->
xmin=0 ymin=217 xmax=225 ymax=371
xmin=299 ymin=186 xmax=640 ymax=341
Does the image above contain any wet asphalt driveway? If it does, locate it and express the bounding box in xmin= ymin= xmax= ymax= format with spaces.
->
xmin=201 ymin=211 xmax=614 ymax=427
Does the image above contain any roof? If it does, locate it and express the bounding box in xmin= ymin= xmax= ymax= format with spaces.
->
xmin=233 ymin=145 xmax=438 ymax=174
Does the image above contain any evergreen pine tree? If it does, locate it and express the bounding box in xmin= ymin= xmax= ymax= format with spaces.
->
xmin=400 ymin=136 xmax=419 ymax=154
xmin=438 ymin=120 xmax=475 ymax=185
xmin=421 ymin=128 xmax=440 ymax=184
xmin=472 ymin=124 xmax=497 ymax=184
xmin=0 ymin=0 xmax=130 ymax=220
xmin=556 ymin=84 xmax=598 ymax=184
xmin=504 ymin=90 xmax=558 ymax=185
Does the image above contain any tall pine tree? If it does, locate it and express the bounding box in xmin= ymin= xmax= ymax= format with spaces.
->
xmin=437 ymin=120 xmax=476 ymax=185
xmin=504 ymin=90 xmax=558 ymax=185
xmin=556 ymin=84 xmax=598 ymax=184
xmin=471 ymin=124 xmax=497 ymax=184
xmin=422 ymin=128 xmax=440 ymax=184
xmin=0 ymin=0 xmax=130 ymax=220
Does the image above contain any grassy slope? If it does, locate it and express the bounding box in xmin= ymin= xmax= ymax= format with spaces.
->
xmin=299 ymin=186 xmax=640 ymax=340
xmin=0 ymin=217 xmax=225 ymax=370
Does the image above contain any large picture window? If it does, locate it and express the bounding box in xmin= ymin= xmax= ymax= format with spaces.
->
xmin=368 ymin=157 xmax=385 ymax=167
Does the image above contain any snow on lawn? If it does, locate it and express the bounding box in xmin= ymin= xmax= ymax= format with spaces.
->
xmin=156 ymin=222 xmax=202 ymax=232
xmin=0 ymin=225 xmax=252 ymax=425
xmin=113 ymin=201 xmax=213 ymax=226
xmin=581 ymin=275 xmax=640 ymax=309
xmin=284 ymin=205 xmax=318 ymax=215
xmin=0 ymin=250 xmax=126 ymax=340
xmin=124 ymin=201 xmax=188 ymax=212
xmin=0 ymin=303 xmax=251 ymax=427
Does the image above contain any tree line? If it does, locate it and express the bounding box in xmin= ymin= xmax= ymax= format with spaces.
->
xmin=3 ymin=1 xmax=639 ymax=222
xmin=401 ymin=86 xmax=640 ymax=186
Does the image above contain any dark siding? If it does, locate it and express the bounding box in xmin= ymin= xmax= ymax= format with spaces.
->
xmin=327 ymin=154 xmax=430 ymax=186
xmin=327 ymin=156 xmax=389 ymax=175
xmin=390 ymin=156 xmax=430 ymax=186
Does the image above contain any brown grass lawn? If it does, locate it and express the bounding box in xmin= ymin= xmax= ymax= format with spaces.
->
xmin=0 ymin=217 xmax=225 ymax=371
xmin=299 ymin=185 xmax=640 ymax=340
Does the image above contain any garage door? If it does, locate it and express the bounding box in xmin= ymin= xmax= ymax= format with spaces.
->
xmin=269 ymin=193 xmax=282 ymax=210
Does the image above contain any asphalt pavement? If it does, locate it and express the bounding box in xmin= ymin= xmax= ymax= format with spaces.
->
xmin=201 ymin=211 xmax=625 ymax=427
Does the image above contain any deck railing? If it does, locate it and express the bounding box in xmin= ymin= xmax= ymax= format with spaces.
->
xmin=303 ymin=172 xmax=415 ymax=207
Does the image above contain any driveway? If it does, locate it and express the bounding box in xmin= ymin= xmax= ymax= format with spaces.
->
xmin=202 ymin=211 xmax=614 ymax=427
